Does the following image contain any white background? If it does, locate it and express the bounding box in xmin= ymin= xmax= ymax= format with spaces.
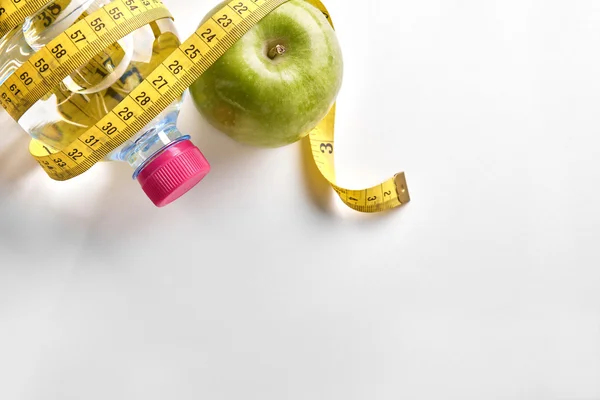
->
xmin=1 ymin=0 xmax=600 ymax=398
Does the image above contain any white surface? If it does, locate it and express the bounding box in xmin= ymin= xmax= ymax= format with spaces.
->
xmin=1 ymin=0 xmax=600 ymax=398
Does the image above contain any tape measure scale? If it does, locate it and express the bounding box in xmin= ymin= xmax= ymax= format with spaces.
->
xmin=20 ymin=0 xmax=298 ymax=182
xmin=304 ymin=0 xmax=410 ymax=212
xmin=0 ymin=0 xmax=173 ymax=120
xmin=0 ymin=0 xmax=53 ymax=37
xmin=1 ymin=0 xmax=411 ymax=213
xmin=22 ymin=0 xmax=73 ymax=35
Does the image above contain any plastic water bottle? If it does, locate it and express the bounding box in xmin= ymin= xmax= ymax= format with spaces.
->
xmin=0 ymin=0 xmax=210 ymax=207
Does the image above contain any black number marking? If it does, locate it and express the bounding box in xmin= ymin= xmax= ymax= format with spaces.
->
xmin=216 ymin=14 xmax=233 ymax=28
xmin=109 ymin=6 xmax=124 ymax=20
xmin=70 ymin=29 xmax=86 ymax=43
xmin=184 ymin=44 xmax=201 ymax=59
xmin=151 ymin=75 xmax=168 ymax=89
xmin=40 ymin=160 xmax=54 ymax=170
xmin=102 ymin=122 xmax=118 ymax=135
xmin=125 ymin=0 xmax=138 ymax=10
xmin=19 ymin=72 xmax=33 ymax=85
xmin=9 ymin=84 xmax=20 ymax=96
xmin=135 ymin=91 xmax=151 ymax=105
xmin=168 ymin=60 xmax=183 ymax=75
xmin=232 ymin=2 xmax=248 ymax=14
xmin=1 ymin=92 xmax=12 ymax=104
xmin=47 ymin=3 xmax=62 ymax=15
xmin=39 ymin=11 xmax=53 ymax=27
xmin=67 ymin=148 xmax=84 ymax=160
xmin=201 ymin=28 xmax=216 ymax=43
xmin=384 ymin=191 xmax=392 ymax=197
xmin=90 ymin=17 xmax=105 ymax=31
xmin=51 ymin=43 xmax=67 ymax=58
xmin=118 ymin=107 xmax=134 ymax=120
xmin=84 ymin=135 xmax=100 ymax=147
xmin=53 ymin=158 xmax=67 ymax=167
xmin=35 ymin=58 xmax=49 ymax=73
xmin=367 ymin=196 xmax=377 ymax=202
xmin=320 ymin=143 xmax=333 ymax=154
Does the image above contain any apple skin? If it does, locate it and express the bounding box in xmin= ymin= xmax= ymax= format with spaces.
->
xmin=189 ymin=0 xmax=343 ymax=148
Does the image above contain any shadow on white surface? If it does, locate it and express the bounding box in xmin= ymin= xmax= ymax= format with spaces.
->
xmin=0 ymin=96 xmax=270 ymax=241
xmin=5 ymin=0 xmax=600 ymax=397
xmin=0 ymin=93 xmax=403 ymax=247
xmin=0 ymin=110 xmax=120 ymax=221
xmin=0 ymin=131 xmax=38 ymax=185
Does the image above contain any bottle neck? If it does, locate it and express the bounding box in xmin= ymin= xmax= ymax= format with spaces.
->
xmin=122 ymin=124 xmax=189 ymax=179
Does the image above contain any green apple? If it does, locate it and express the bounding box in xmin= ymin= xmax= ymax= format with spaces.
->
xmin=189 ymin=0 xmax=343 ymax=148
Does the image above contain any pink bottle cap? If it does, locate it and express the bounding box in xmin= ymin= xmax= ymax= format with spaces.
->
xmin=137 ymin=139 xmax=210 ymax=207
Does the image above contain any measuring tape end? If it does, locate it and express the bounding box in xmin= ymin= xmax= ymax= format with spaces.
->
xmin=394 ymin=172 xmax=410 ymax=205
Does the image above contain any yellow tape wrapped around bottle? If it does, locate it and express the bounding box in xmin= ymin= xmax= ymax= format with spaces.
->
xmin=0 ymin=0 xmax=410 ymax=213
xmin=0 ymin=0 xmax=52 ymax=37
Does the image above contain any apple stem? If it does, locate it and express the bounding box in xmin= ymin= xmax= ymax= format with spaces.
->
xmin=268 ymin=44 xmax=286 ymax=60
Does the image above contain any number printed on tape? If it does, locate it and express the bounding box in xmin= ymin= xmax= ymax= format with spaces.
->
xmin=6 ymin=0 xmax=409 ymax=213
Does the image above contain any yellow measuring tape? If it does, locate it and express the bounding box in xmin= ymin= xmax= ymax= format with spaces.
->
xmin=0 ymin=0 xmax=410 ymax=213
xmin=1 ymin=0 xmax=172 ymax=120
xmin=0 ymin=0 xmax=52 ymax=37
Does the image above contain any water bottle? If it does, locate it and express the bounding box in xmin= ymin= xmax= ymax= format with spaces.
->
xmin=0 ymin=0 xmax=210 ymax=207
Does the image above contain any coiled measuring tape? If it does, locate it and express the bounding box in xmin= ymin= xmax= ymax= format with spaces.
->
xmin=0 ymin=0 xmax=410 ymax=213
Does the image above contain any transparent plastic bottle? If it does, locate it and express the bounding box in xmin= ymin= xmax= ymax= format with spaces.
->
xmin=0 ymin=0 xmax=210 ymax=207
